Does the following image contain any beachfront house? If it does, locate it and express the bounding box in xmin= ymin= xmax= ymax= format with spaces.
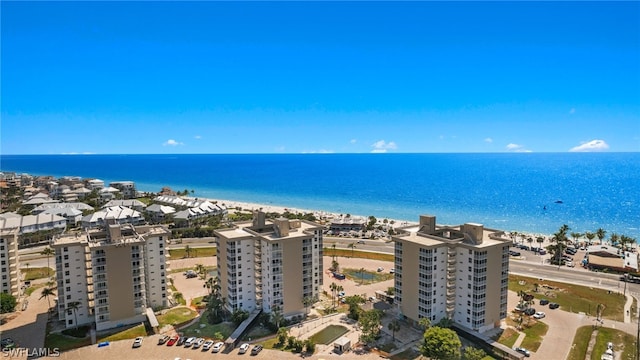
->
xmin=81 ymin=206 xmax=144 ymax=229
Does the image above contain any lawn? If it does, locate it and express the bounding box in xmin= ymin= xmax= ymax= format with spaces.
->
xmin=21 ymin=267 xmax=54 ymax=281
xmin=495 ymin=327 xmax=519 ymax=348
xmin=342 ymin=268 xmax=394 ymax=284
xmin=592 ymin=327 xmax=637 ymax=360
xmin=156 ymin=307 xmax=198 ymax=328
xmin=519 ymin=320 xmax=548 ymax=351
xmin=324 ymin=248 xmax=394 ymax=262
xmin=97 ymin=323 xmax=147 ymax=342
xmin=44 ymin=333 xmax=92 ymax=352
xmin=567 ymin=326 xmax=593 ymax=360
xmin=307 ymin=325 xmax=349 ymax=345
xmin=179 ymin=311 xmax=234 ymax=339
xmin=169 ymin=247 xmax=217 ymax=259
xmin=24 ymin=283 xmax=46 ymax=297
xmin=509 ymin=274 xmax=626 ymax=321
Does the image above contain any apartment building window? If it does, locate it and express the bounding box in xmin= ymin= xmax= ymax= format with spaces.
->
xmin=65 ymin=279 xmax=70 ymax=284
xmin=160 ymin=265 xmax=164 ymax=270
xmin=159 ymin=250 xmax=164 ymax=255
xmin=65 ymin=271 xmax=70 ymax=276
xmin=64 ymin=263 xmax=69 ymax=268
xmin=63 ymin=247 xmax=68 ymax=252
xmin=1 ymin=275 xmax=6 ymax=280
xmin=66 ymin=295 xmax=71 ymax=300
xmin=0 ymin=261 xmax=4 ymax=266
xmin=64 ymin=255 xmax=69 ymax=260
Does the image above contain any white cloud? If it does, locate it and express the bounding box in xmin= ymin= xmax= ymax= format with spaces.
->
xmin=274 ymin=146 xmax=286 ymax=152
xmin=194 ymin=135 xmax=202 ymax=140
xmin=163 ymin=139 xmax=183 ymax=146
xmin=569 ymin=108 xmax=576 ymax=114
xmin=484 ymin=138 xmax=493 ymax=143
xmin=506 ymin=143 xmax=532 ymax=152
xmin=569 ymin=139 xmax=609 ymax=152
xmin=371 ymin=140 xmax=397 ymax=153
xmin=350 ymin=139 xmax=357 ymax=144
xmin=61 ymin=152 xmax=95 ymax=155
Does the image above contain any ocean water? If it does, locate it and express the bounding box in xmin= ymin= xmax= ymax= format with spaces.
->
xmin=1 ymin=153 xmax=638 ymax=238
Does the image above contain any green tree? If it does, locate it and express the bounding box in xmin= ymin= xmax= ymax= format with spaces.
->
xmin=585 ymin=231 xmax=596 ymax=245
xmin=420 ymin=326 xmax=462 ymax=360
xmin=570 ymin=232 xmax=582 ymax=245
xmin=536 ymin=236 xmax=545 ymax=247
xmin=610 ymin=233 xmax=620 ymax=247
xmin=463 ymin=346 xmax=487 ymax=360
xmin=359 ymin=267 xmax=366 ymax=285
xmin=331 ymin=259 xmax=340 ymax=273
xmin=345 ymin=295 xmax=365 ymax=320
xmin=329 ymin=282 xmax=338 ymax=308
xmin=40 ymin=247 xmax=55 ymax=277
xmin=67 ymin=301 xmax=82 ymax=329
xmin=271 ymin=305 xmax=284 ymax=329
xmin=302 ymin=296 xmax=315 ymax=315
xmin=277 ymin=327 xmax=289 ymax=347
xmin=596 ymin=228 xmax=607 ymax=244
xmin=347 ymin=243 xmax=356 ymax=258
xmin=195 ymin=263 xmax=207 ymax=280
xmin=388 ymin=319 xmax=401 ymax=341
xmin=418 ymin=317 xmax=431 ymax=330
xmin=0 ymin=293 xmax=17 ymax=313
xmin=39 ymin=287 xmax=56 ymax=312
xmin=358 ymin=309 xmax=382 ymax=345
xmin=231 ymin=309 xmax=249 ymax=325
xmin=184 ymin=245 xmax=192 ymax=258
xmin=304 ymin=338 xmax=315 ymax=354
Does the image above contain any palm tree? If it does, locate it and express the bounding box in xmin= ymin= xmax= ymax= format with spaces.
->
xmin=347 ymin=243 xmax=356 ymax=258
xmin=585 ymin=232 xmax=596 ymax=245
xmin=195 ymin=264 xmax=206 ymax=280
xmin=610 ymin=233 xmax=620 ymax=247
xmin=526 ymin=237 xmax=534 ymax=248
xmin=570 ymin=232 xmax=582 ymax=246
xmin=271 ymin=305 xmax=284 ymax=329
xmin=40 ymin=247 xmax=55 ymax=277
xmin=39 ymin=287 xmax=56 ymax=312
xmin=204 ymin=277 xmax=215 ymax=295
xmin=336 ymin=285 xmax=344 ymax=306
xmin=359 ymin=267 xmax=366 ymax=285
xmin=302 ymin=296 xmax=314 ymax=315
xmin=67 ymin=301 xmax=82 ymax=329
xmin=331 ymin=243 xmax=337 ymax=261
xmin=329 ymin=283 xmax=338 ymax=307
xmin=184 ymin=245 xmax=192 ymax=258
xmin=388 ymin=320 xmax=401 ymax=341
xmin=536 ymin=236 xmax=545 ymax=248
xmin=596 ymin=228 xmax=607 ymax=245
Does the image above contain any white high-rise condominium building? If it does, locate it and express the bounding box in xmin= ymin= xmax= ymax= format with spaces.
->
xmin=215 ymin=211 xmax=323 ymax=318
xmin=0 ymin=227 xmax=20 ymax=297
xmin=53 ymin=223 xmax=170 ymax=331
xmin=392 ymin=215 xmax=511 ymax=333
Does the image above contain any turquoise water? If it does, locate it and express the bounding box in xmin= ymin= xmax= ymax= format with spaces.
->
xmin=1 ymin=153 xmax=638 ymax=238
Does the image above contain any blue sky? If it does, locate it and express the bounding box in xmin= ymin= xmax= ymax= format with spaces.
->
xmin=2 ymin=1 xmax=639 ymax=154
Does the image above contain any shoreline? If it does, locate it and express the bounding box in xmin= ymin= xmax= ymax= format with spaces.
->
xmin=183 ymin=196 xmax=559 ymax=242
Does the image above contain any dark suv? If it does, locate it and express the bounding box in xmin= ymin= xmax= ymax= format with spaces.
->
xmin=539 ymin=299 xmax=549 ymax=306
xmin=549 ymin=303 xmax=560 ymax=309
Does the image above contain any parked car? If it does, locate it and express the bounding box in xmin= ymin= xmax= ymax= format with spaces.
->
xmin=251 ymin=344 xmax=263 ymax=355
xmin=158 ymin=335 xmax=170 ymax=345
xmin=539 ymin=249 xmax=547 ymax=255
xmin=549 ymin=302 xmax=560 ymax=309
xmin=377 ymin=267 xmax=384 ymax=272
xmin=184 ymin=337 xmax=196 ymax=347
xmin=509 ymin=251 xmax=521 ymax=257
xmin=132 ymin=337 xmax=143 ymax=348
xmin=524 ymin=308 xmax=536 ymax=316
xmin=566 ymin=261 xmax=575 ymax=267
xmin=389 ymin=268 xmax=395 ymax=274
xmin=238 ymin=343 xmax=250 ymax=354
xmin=212 ymin=341 xmax=225 ymax=353
xmin=338 ymin=291 xmax=345 ymax=297
xmin=514 ymin=347 xmax=531 ymax=357
xmin=167 ymin=335 xmax=179 ymax=346
xmin=202 ymin=339 xmax=214 ymax=351
xmin=192 ymin=337 xmax=205 ymax=349
xmin=539 ymin=299 xmax=549 ymax=306
xmin=0 ymin=338 xmax=15 ymax=350
xmin=533 ymin=312 xmax=546 ymax=319
xmin=176 ymin=336 xmax=187 ymax=346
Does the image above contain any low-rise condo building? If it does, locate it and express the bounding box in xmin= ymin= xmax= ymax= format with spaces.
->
xmin=52 ymin=223 xmax=171 ymax=331
xmin=215 ymin=211 xmax=323 ymax=318
xmin=392 ymin=215 xmax=511 ymax=333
